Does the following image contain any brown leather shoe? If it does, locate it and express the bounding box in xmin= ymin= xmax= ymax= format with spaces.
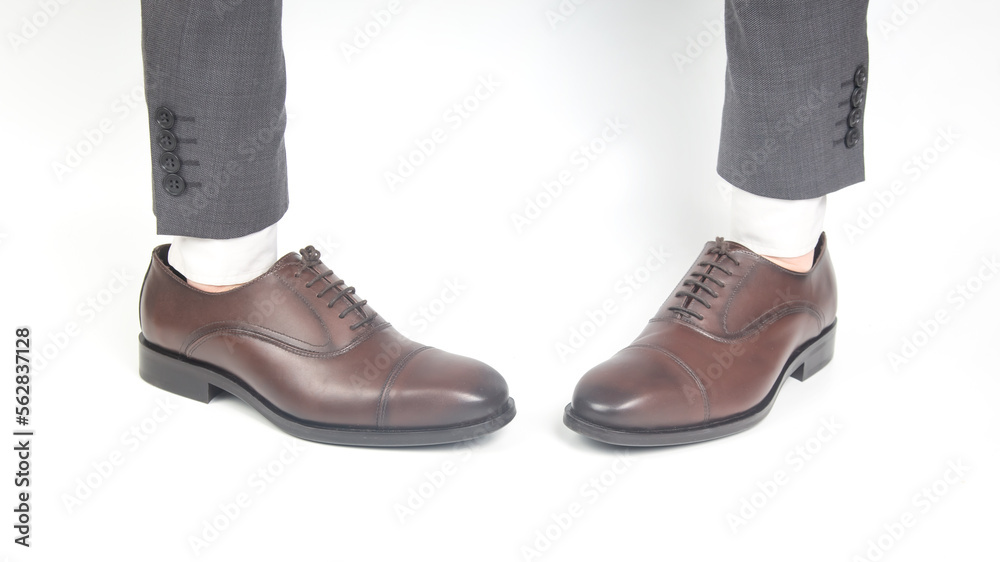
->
xmin=138 ymin=244 xmax=515 ymax=446
xmin=564 ymin=234 xmax=837 ymax=446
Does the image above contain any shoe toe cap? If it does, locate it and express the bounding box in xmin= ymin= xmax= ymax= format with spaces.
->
xmin=380 ymin=347 xmax=511 ymax=429
xmin=570 ymin=347 xmax=708 ymax=431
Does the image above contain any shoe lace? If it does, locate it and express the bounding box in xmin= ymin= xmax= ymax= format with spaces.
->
xmin=294 ymin=245 xmax=375 ymax=330
xmin=667 ymin=237 xmax=740 ymax=321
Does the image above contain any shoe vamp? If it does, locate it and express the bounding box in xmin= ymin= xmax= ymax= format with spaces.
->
xmin=633 ymin=317 xmax=815 ymax=421
xmin=189 ymin=328 xmax=421 ymax=427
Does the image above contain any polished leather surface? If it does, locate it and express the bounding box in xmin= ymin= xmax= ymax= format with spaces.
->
xmin=570 ymin=234 xmax=837 ymax=430
xmin=139 ymin=245 xmax=510 ymax=429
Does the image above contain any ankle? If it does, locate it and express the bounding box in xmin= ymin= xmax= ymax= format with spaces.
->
xmin=761 ymin=250 xmax=814 ymax=273
xmin=187 ymin=279 xmax=244 ymax=293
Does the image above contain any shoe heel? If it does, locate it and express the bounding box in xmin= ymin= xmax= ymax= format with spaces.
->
xmin=138 ymin=334 xmax=221 ymax=403
xmin=790 ymin=321 xmax=836 ymax=382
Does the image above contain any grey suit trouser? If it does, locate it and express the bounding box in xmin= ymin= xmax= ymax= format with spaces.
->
xmin=142 ymin=1 xmax=869 ymax=240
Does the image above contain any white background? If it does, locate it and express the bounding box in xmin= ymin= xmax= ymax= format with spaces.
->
xmin=2 ymin=0 xmax=998 ymax=560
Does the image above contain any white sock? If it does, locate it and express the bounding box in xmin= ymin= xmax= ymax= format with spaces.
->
xmin=729 ymin=186 xmax=825 ymax=257
xmin=167 ymin=224 xmax=278 ymax=286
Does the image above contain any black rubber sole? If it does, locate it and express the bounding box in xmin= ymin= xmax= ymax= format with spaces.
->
xmin=563 ymin=320 xmax=837 ymax=447
xmin=138 ymin=334 xmax=516 ymax=447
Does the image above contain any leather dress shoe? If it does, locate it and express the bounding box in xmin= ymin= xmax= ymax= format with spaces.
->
xmin=138 ymin=245 xmax=515 ymax=446
xmin=564 ymin=234 xmax=837 ymax=446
